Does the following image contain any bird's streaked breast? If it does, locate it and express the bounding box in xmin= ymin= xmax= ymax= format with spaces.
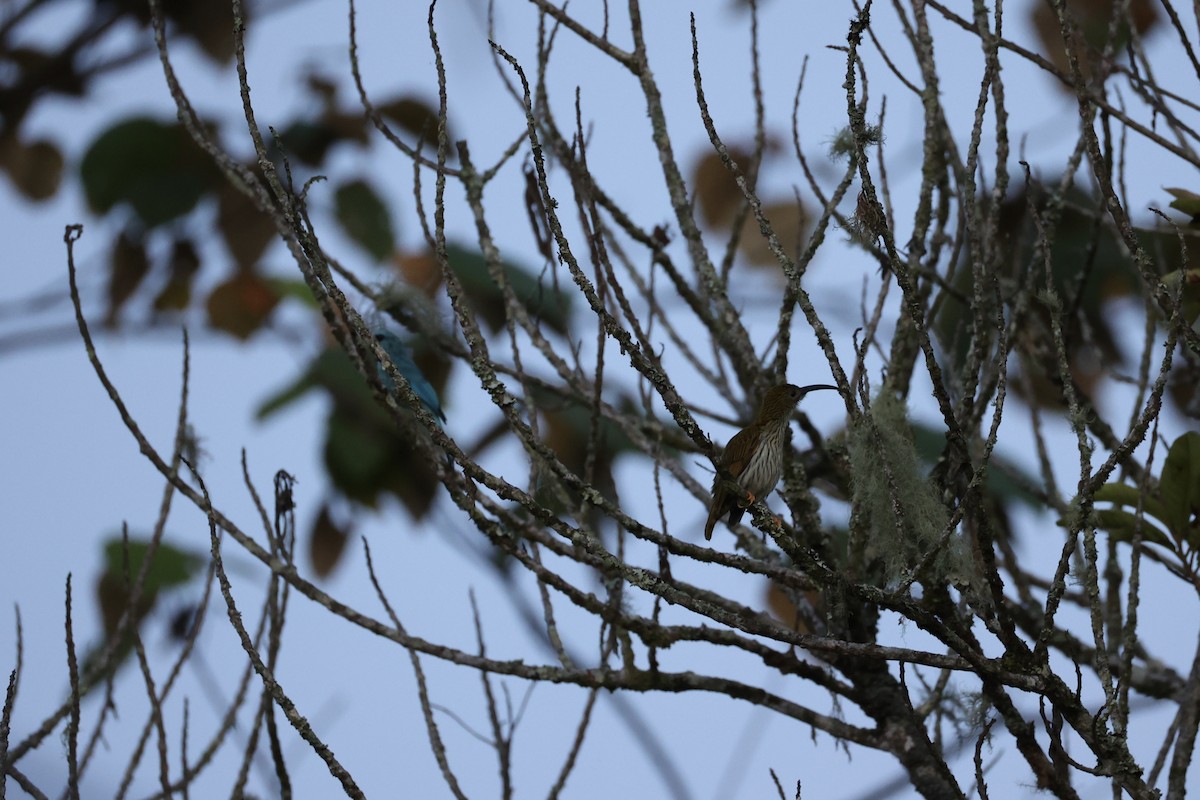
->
xmin=738 ymin=420 xmax=788 ymax=498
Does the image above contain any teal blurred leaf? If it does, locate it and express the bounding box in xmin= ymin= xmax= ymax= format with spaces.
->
xmin=257 ymin=348 xmax=357 ymax=420
xmin=910 ymin=423 xmax=1040 ymax=509
xmin=446 ymin=242 xmax=572 ymax=335
xmin=259 ymin=346 xmax=442 ymax=516
xmin=334 ymin=179 xmax=395 ymax=262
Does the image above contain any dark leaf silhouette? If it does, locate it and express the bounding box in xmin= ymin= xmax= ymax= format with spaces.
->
xmin=81 ymin=117 xmax=220 ymax=228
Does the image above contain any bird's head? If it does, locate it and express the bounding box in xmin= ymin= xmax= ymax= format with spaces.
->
xmin=756 ymin=382 xmax=838 ymax=424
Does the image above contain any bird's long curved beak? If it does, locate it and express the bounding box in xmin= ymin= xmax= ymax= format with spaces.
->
xmin=797 ymin=384 xmax=839 ymax=396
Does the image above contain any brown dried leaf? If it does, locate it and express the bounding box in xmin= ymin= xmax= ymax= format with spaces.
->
xmin=379 ymin=96 xmax=452 ymax=145
xmin=393 ymin=250 xmax=442 ymax=296
xmin=206 ymin=272 xmax=281 ymax=339
xmin=765 ymin=581 xmax=824 ymax=636
xmin=738 ymin=200 xmax=809 ymax=268
xmin=692 ymin=148 xmax=751 ymax=229
xmin=309 ymin=503 xmax=351 ymax=579
xmin=217 ymin=179 xmax=277 ymax=270
xmin=0 ymin=137 xmax=63 ymax=201
xmin=322 ymin=110 xmax=370 ymax=146
xmin=174 ymin=0 xmax=238 ymax=63
xmin=153 ymin=238 xmax=202 ymax=312
xmin=106 ymin=231 xmax=151 ymax=327
xmin=1032 ymin=0 xmax=1159 ymax=81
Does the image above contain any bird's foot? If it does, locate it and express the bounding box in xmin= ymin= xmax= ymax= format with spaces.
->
xmin=735 ymin=491 xmax=757 ymax=509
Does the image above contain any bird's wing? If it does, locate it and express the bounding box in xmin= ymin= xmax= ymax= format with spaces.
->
xmin=721 ymin=427 xmax=753 ymax=477
xmin=706 ymin=427 xmax=752 ymax=540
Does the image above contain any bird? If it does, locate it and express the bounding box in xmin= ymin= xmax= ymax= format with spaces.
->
xmin=373 ymin=330 xmax=446 ymax=426
xmin=704 ymin=383 xmax=838 ymax=540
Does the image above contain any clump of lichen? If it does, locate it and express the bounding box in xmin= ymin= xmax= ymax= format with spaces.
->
xmin=827 ymin=123 xmax=883 ymax=162
xmin=847 ymin=392 xmax=975 ymax=592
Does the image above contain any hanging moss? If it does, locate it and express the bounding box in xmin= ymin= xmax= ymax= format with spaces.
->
xmin=848 ymin=392 xmax=976 ymax=592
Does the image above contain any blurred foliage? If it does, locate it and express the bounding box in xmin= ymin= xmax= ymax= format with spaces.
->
xmin=257 ymin=330 xmax=667 ymax=573
xmin=1032 ymin=0 xmax=1160 ymax=82
xmin=83 ymin=536 xmax=206 ymax=681
xmin=910 ymin=422 xmax=1041 ymax=511
xmin=205 ymin=271 xmax=283 ymax=340
xmin=69 ymin=80 xmax=442 ymax=334
xmin=105 ymin=230 xmax=152 ymax=327
xmin=82 ymin=117 xmax=223 ymax=227
xmin=531 ymin=384 xmax=637 ymax=514
xmin=0 ymin=0 xmax=485 ymax=598
xmin=100 ymin=0 xmax=241 ymax=63
xmin=66 ymin=77 xmax=448 ymax=334
xmin=0 ymin=135 xmax=63 ymax=200
xmin=217 ymin=179 xmax=278 ymax=271
xmin=935 ymin=182 xmax=1200 ymax=412
xmin=1084 ymin=432 xmax=1200 ymax=551
xmin=445 ymin=243 xmax=574 ymax=335
xmin=257 ymin=345 xmax=447 ymax=516
xmin=689 ymin=142 xmax=810 ymax=270
xmin=310 ymin=502 xmax=352 ymax=579
xmin=335 ymin=179 xmax=396 ymax=262
xmin=1166 ymin=187 xmax=1200 ymax=225
xmin=766 ymin=579 xmax=825 ymax=636
xmin=0 ymin=0 xmax=240 ymax=151
xmin=153 ymin=238 xmax=201 ymax=313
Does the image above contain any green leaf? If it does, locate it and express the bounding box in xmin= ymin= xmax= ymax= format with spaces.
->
xmin=257 ymin=370 xmax=318 ymax=421
xmin=1160 ymin=432 xmax=1200 ymax=543
xmin=324 ymin=407 xmax=395 ymax=498
xmin=257 ymin=348 xmax=358 ymax=420
xmin=276 ymin=121 xmax=338 ymax=166
xmin=446 ymin=242 xmax=572 ymax=335
xmin=1090 ymin=508 xmax=1172 ymax=548
xmin=1161 ymin=270 xmax=1200 ymax=327
xmin=1094 ymin=482 xmax=1173 ymax=533
xmin=87 ymin=537 xmax=204 ymax=692
xmin=259 ymin=346 xmax=443 ymax=515
xmin=910 ymin=422 xmax=1041 ymax=509
xmin=266 ymin=277 xmax=319 ymax=309
xmin=1166 ymin=187 xmax=1200 ymax=219
xmin=81 ymin=118 xmax=219 ymax=228
xmin=334 ymin=179 xmax=395 ymax=262
xmin=321 ymin=387 xmax=439 ymax=515
xmin=102 ymin=538 xmax=205 ymax=595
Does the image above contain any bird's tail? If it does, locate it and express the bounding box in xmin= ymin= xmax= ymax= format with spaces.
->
xmin=703 ymin=499 xmax=721 ymax=541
